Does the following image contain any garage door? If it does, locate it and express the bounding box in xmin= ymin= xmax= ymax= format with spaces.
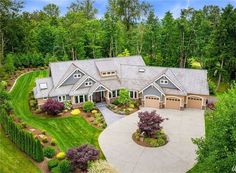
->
xmin=165 ymin=97 xmax=181 ymax=110
xmin=187 ymin=96 xmax=202 ymax=109
xmin=144 ymin=96 xmax=160 ymax=108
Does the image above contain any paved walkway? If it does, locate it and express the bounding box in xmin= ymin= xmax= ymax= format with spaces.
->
xmin=96 ymin=103 xmax=125 ymax=126
xmin=99 ymin=108 xmax=205 ymax=173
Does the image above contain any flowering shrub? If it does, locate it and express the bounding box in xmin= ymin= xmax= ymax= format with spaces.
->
xmin=71 ymin=109 xmax=80 ymax=116
xmin=138 ymin=111 xmax=165 ymax=137
xmin=56 ymin=152 xmax=66 ymax=160
xmin=88 ymin=160 xmax=118 ymax=173
xmin=41 ymin=99 xmax=64 ymax=115
xmin=66 ymin=144 xmax=99 ymax=171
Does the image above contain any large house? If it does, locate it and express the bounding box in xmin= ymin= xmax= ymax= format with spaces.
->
xmin=34 ymin=56 xmax=209 ymax=110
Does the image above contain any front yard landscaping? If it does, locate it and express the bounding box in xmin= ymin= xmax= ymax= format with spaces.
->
xmin=107 ymin=88 xmax=140 ymax=115
xmin=10 ymin=70 xmax=102 ymax=152
xmin=133 ymin=110 xmax=168 ymax=147
xmin=2 ymin=70 xmax=105 ymax=173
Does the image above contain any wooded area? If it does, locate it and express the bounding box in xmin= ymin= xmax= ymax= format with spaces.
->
xmin=0 ymin=0 xmax=235 ymax=89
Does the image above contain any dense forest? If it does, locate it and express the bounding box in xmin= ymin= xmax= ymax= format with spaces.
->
xmin=0 ymin=0 xmax=236 ymax=89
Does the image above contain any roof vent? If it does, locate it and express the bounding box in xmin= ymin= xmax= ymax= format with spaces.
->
xmin=39 ymin=83 xmax=47 ymax=90
xmin=138 ymin=68 xmax=145 ymax=73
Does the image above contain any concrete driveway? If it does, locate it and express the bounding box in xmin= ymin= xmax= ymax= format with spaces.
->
xmin=99 ymin=108 xmax=205 ymax=173
xmin=96 ymin=103 xmax=125 ymax=126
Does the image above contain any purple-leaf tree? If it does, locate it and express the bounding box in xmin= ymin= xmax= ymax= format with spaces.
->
xmin=138 ymin=111 xmax=165 ymax=137
xmin=41 ymin=99 xmax=64 ymax=115
xmin=66 ymin=144 xmax=99 ymax=171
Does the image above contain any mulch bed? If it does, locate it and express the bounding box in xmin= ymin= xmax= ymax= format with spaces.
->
xmin=132 ymin=133 xmax=168 ymax=148
xmin=132 ymin=133 xmax=152 ymax=147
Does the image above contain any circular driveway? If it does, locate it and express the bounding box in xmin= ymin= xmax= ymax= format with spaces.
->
xmin=99 ymin=108 xmax=205 ymax=173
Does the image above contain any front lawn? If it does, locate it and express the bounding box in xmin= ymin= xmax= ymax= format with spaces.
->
xmin=9 ymin=70 xmax=102 ymax=152
xmin=0 ymin=127 xmax=41 ymax=173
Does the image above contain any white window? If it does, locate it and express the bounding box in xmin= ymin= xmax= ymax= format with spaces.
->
xmin=73 ymin=73 xmax=81 ymax=79
xmin=85 ymin=81 xmax=93 ymax=86
xmin=130 ymin=91 xmax=137 ymax=99
xmin=160 ymin=79 xmax=168 ymax=85
xmin=75 ymin=95 xmax=88 ymax=104
xmin=58 ymin=95 xmax=66 ymax=102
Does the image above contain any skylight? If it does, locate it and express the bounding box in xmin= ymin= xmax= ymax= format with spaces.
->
xmin=138 ymin=68 xmax=145 ymax=73
xmin=39 ymin=83 xmax=47 ymax=90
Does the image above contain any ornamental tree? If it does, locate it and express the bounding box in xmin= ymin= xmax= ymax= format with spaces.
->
xmin=66 ymin=144 xmax=99 ymax=171
xmin=117 ymin=88 xmax=131 ymax=106
xmin=138 ymin=111 xmax=165 ymax=137
xmin=41 ymin=99 xmax=64 ymax=115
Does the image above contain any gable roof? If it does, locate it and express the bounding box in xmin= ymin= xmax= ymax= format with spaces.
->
xmin=36 ymin=56 xmax=209 ymax=99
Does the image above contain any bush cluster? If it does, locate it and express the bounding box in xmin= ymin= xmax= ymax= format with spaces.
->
xmin=66 ymin=144 xmax=99 ymax=171
xmin=41 ymin=99 xmax=64 ymax=115
xmin=0 ymin=109 xmax=44 ymax=162
xmin=44 ymin=146 xmax=56 ymax=158
xmin=82 ymin=101 xmax=95 ymax=112
xmin=138 ymin=111 xmax=165 ymax=137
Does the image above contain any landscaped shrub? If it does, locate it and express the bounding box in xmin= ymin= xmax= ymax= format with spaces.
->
xmin=71 ymin=109 xmax=80 ymax=116
xmin=44 ymin=146 xmax=56 ymax=158
xmin=51 ymin=138 xmax=56 ymax=146
xmin=48 ymin=159 xmax=59 ymax=170
xmin=59 ymin=160 xmax=72 ymax=173
xmin=91 ymin=110 xmax=98 ymax=114
xmin=117 ymin=88 xmax=130 ymax=106
xmin=88 ymin=160 xmax=118 ymax=173
xmin=138 ymin=111 xmax=165 ymax=137
xmin=42 ymin=136 xmax=48 ymax=143
xmin=82 ymin=101 xmax=95 ymax=112
xmin=66 ymin=144 xmax=99 ymax=171
xmin=56 ymin=152 xmax=66 ymax=160
xmin=41 ymin=99 xmax=64 ymax=115
xmin=0 ymin=109 xmax=44 ymax=162
xmin=112 ymin=98 xmax=120 ymax=105
xmin=64 ymin=101 xmax=72 ymax=110
xmin=42 ymin=130 xmax=46 ymax=135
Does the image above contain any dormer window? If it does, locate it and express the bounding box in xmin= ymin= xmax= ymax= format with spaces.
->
xmin=160 ymin=79 xmax=168 ymax=85
xmin=85 ymin=81 xmax=93 ymax=86
xmin=101 ymin=71 xmax=116 ymax=77
xmin=73 ymin=73 xmax=81 ymax=79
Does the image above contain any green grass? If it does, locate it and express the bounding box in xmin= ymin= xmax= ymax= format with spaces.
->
xmin=0 ymin=127 xmax=41 ymax=173
xmin=188 ymin=110 xmax=213 ymax=173
xmin=9 ymin=70 xmax=101 ymax=151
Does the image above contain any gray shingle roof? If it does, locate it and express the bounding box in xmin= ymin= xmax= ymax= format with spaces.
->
xmin=34 ymin=56 xmax=209 ymax=99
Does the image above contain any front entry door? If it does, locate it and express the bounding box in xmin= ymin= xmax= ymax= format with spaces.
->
xmin=93 ymin=92 xmax=102 ymax=103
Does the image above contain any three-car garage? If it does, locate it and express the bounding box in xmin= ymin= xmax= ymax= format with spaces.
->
xmin=143 ymin=95 xmax=205 ymax=110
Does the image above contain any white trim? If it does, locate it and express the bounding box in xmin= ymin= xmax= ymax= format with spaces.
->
xmin=85 ymin=81 xmax=93 ymax=86
xmin=144 ymin=95 xmax=161 ymax=100
xmin=57 ymin=68 xmax=85 ymax=88
xmin=156 ymin=74 xmax=183 ymax=91
xmin=165 ymin=96 xmax=182 ymax=107
xmin=73 ymin=76 xmax=93 ymax=91
xmin=58 ymin=95 xmax=66 ymax=102
xmin=139 ymin=83 xmax=165 ymax=96
xmin=186 ymin=95 xmax=204 ymax=106
xmin=88 ymin=84 xmax=110 ymax=97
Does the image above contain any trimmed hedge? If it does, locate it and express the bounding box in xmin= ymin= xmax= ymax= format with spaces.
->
xmin=0 ymin=109 xmax=44 ymax=162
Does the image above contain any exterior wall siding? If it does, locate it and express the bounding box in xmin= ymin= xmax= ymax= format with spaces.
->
xmin=78 ymin=79 xmax=95 ymax=89
xmin=143 ymin=86 xmax=163 ymax=100
xmin=62 ymin=70 xmax=84 ymax=86
xmin=155 ymin=77 xmax=177 ymax=89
